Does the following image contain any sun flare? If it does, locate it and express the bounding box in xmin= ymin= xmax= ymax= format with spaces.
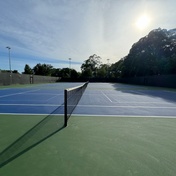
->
xmin=136 ymin=15 xmax=150 ymax=30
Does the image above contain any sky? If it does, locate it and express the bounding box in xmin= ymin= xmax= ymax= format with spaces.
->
xmin=0 ymin=0 xmax=176 ymax=73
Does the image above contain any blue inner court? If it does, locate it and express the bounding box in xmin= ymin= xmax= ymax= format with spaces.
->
xmin=0 ymin=82 xmax=176 ymax=117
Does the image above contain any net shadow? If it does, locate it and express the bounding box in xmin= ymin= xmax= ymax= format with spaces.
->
xmin=0 ymin=104 xmax=64 ymax=168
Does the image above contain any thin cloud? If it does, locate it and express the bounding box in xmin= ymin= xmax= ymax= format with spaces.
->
xmin=0 ymin=0 xmax=176 ymax=72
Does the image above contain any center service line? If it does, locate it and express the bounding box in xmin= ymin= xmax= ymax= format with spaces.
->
xmin=101 ymin=91 xmax=113 ymax=102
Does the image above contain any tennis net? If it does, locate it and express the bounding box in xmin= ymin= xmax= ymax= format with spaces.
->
xmin=64 ymin=82 xmax=88 ymax=126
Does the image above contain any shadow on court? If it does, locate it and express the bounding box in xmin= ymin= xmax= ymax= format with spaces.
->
xmin=111 ymin=83 xmax=176 ymax=103
xmin=0 ymin=105 xmax=65 ymax=168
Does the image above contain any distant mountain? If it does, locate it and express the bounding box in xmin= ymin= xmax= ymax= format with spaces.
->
xmin=121 ymin=28 xmax=176 ymax=77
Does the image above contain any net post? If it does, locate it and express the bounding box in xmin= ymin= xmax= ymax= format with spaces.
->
xmin=64 ymin=89 xmax=67 ymax=127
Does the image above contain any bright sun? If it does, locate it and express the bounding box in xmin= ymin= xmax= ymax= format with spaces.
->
xmin=136 ymin=15 xmax=150 ymax=30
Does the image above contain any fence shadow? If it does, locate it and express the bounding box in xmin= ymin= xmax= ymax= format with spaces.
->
xmin=0 ymin=105 xmax=65 ymax=168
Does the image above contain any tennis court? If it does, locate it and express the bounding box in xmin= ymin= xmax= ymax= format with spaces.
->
xmin=0 ymin=82 xmax=176 ymax=176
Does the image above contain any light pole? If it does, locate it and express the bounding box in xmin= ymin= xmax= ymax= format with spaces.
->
xmin=68 ymin=58 xmax=72 ymax=78
xmin=107 ymin=59 xmax=110 ymax=78
xmin=6 ymin=46 xmax=11 ymax=73
xmin=69 ymin=58 xmax=71 ymax=69
xmin=107 ymin=59 xmax=110 ymax=65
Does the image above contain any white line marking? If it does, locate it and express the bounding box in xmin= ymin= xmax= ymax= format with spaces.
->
xmin=109 ymin=102 xmax=175 ymax=104
xmin=0 ymin=103 xmax=64 ymax=107
xmin=0 ymin=89 xmax=40 ymax=98
xmin=101 ymin=91 xmax=113 ymax=102
xmin=1 ymin=104 xmax=174 ymax=109
xmin=0 ymin=113 xmax=63 ymax=116
xmin=27 ymin=93 xmax=63 ymax=96
xmin=129 ymin=90 xmax=146 ymax=95
xmin=0 ymin=113 xmax=175 ymax=119
xmin=74 ymin=105 xmax=176 ymax=109
xmin=46 ymin=95 xmax=61 ymax=102
xmin=71 ymin=114 xmax=176 ymax=118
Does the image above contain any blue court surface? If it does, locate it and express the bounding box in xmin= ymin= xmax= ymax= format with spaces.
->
xmin=0 ymin=82 xmax=176 ymax=117
xmin=75 ymin=83 xmax=176 ymax=117
xmin=0 ymin=83 xmax=80 ymax=115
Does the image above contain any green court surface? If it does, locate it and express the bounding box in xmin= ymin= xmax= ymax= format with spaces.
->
xmin=0 ymin=114 xmax=176 ymax=176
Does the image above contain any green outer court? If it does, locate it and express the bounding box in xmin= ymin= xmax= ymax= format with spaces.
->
xmin=0 ymin=114 xmax=176 ymax=176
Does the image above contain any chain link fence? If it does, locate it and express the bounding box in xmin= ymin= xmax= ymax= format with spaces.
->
xmin=119 ymin=74 xmax=176 ymax=88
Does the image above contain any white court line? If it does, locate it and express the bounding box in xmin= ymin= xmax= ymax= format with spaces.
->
xmin=0 ymin=103 xmax=64 ymax=107
xmin=102 ymin=101 xmax=175 ymax=104
xmin=71 ymin=114 xmax=176 ymax=118
xmin=100 ymin=91 xmax=148 ymax=103
xmin=129 ymin=90 xmax=146 ymax=94
xmin=101 ymin=91 xmax=113 ymax=102
xmin=27 ymin=93 xmax=63 ymax=96
xmin=0 ymin=113 xmax=175 ymax=118
xmin=46 ymin=94 xmax=62 ymax=102
xmin=74 ymin=104 xmax=176 ymax=109
xmin=164 ymin=90 xmax=176 ymax=93
xmin=0 ymin=89 xmax=40 ymax=98
xmin=0 ymin=113 xmax=63 ymax=116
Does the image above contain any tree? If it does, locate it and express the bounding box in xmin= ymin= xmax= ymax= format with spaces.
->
xmin=23 ymin=64 xmax=33 ymax=74
xmin=97 ymin=64 xmax=107 ymax=78
xmin=109 ymin=59 xmax=124 ymax=78
xmin=59 ymin=68 xmax=70 ymax=78
xmin=51 ymin=68 xmax=61 ymax=77
xmin=70 ymin=69 xmax=79 ymax=79
xmin=81 ymin=54 xmax=102 ymax=78
xmin=81 ymin=68 xmax=92 ymax=79
xmin=33 ymin=63 xmax=53 ymax=76
xmin=121 ymin=28 xmax=176 ymax=77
